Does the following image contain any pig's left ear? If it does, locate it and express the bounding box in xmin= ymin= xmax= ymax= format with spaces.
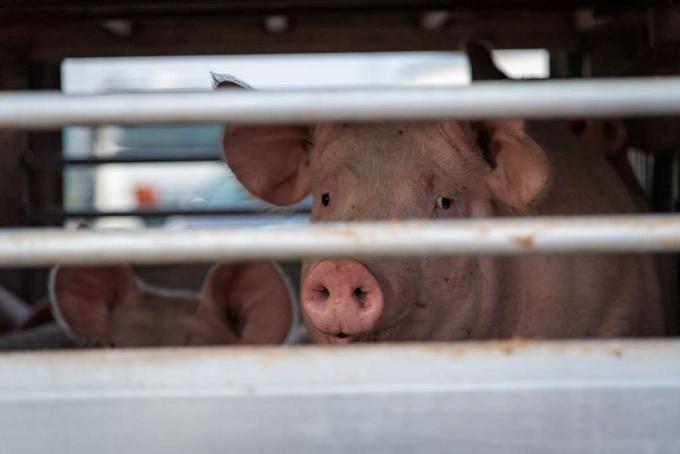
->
xmin=469 ymin=120 xmax=550 ymax=210
xmin=199 ymin=261 xmax=293 ymax=345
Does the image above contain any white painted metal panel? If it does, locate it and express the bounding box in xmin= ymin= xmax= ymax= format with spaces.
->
xmin=0 ymin=340 xmax=678 ymax=453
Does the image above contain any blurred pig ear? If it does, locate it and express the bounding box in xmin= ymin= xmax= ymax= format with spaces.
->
xmin=212 ymin=73 xmax=311 ymax=206
xmin=49 ymin=265 xmax=140 ymax=339
xmin=199 ymin=261 xmax=293 ymax=345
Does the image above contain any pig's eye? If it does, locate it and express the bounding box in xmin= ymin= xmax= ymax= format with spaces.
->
xmin=321 ymin=193 xmax=330 ymax=206
xmin=436 ymin=196 xmax=453 ymax=209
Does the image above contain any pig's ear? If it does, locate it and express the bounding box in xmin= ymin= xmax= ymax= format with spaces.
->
xmin=223 ymin=125 xmax=312 ymax=206
xmin=210 ymin=72 xmax=253 ymax=90
xmin=199 ymin=261 xmax=293 ymax=345
xmin=464 ymin=40 xmax=509 ymax=81
xmin=49 ymin=265 xmax=140 ymax=339
xmin=212 ymin=73 xmax=311 ymax=205
xmin=471 ymin=120 xmax=550 ymax=210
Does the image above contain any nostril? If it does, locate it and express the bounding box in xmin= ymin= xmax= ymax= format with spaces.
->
xmin=353 ymin=287 xmax=366 ymax=306
xmin=336 ymin=332 xmax=349 ymax=339
xmin=314 ymin=287 xmax=330 ymax=301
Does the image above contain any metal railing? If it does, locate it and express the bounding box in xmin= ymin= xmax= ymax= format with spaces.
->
xmin=25 ymin=207 xmax=310 ymax=222
xmin=23 ymin=148 xmax=223 ymax=166
xmin=0 ymin=215 xmax=678 ymax=267
xmin=2 ymin=77 xmax=680 ymax=128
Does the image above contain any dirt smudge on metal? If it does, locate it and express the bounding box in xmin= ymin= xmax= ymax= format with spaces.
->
xmin=609 ymin=348 xmax=623 ymax=358
xmin=512 ymin=235 xmax=535 ymax=248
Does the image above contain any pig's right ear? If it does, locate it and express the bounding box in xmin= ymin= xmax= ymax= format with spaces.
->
xmin=49 ymin=265 xmax=140 ymax=339
xmin=212 ymin=73 xmax=311 ymax=206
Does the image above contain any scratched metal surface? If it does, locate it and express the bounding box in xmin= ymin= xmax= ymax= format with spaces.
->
xmin=0 ymin=339 xmax=678 ymax=453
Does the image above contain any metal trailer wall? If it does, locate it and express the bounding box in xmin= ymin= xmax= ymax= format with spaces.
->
xmin=0 ymin=340 xmax=679 ymax=453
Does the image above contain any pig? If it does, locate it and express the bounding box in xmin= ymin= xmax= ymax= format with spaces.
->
xmin=49 ymin=261 xmax=296 ymax=347
xmin=466 ymin=41 xmax=677 ymax=334
xmin=213 ymin=64 xmax=668 ymax=343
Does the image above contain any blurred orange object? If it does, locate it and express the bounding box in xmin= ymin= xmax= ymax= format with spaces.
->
xmin=135 ymin=185 xmax=158 ymax=207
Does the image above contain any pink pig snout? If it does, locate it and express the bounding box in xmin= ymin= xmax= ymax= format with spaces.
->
xmin=301 ymin=260 xmax=384 ymax=338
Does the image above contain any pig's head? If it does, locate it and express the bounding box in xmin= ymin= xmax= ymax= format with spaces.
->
xmin=216 ymin=79 xmax=550 ymax=343
xmin=49 ymin=261 xmax=293 ymax=347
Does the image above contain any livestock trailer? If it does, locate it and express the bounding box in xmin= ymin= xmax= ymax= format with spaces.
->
xmin=0 ymin=1 xmax=679 ymax=452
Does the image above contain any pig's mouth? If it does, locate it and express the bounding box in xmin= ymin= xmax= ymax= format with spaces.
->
xmin=324 ymin=331 xmax=353 ymax=344
xmin=310 ymin=307 xmax=411 ymax=344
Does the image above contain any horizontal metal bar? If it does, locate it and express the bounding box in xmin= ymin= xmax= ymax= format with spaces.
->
xmin=5 ymin=339 xmax=677 ymax=397
xmin=27 ymin=207 xmax=309 ymax=221
xmin=24 ymin=150 xmax=222 ymax=167
xmin=0 ymin=339 xmax=678 ymax=453
xmin=0 ymin=214 xmax=679 ymax=267
xmin=2 ymin=77 xmax=680 ymax=129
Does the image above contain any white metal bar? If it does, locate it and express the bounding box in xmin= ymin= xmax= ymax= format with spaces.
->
xmin=2 ymin=77 xmax=680 ymax=128
xmin=0 ymin=340 xmax=678 ymax=453
xmin=0 ymin=214 xmax=679 ymax=267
